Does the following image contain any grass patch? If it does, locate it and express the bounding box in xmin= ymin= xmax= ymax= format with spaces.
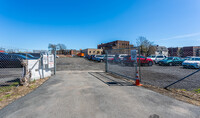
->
xmin=194 ymin=88 xmax=200 ymax=93
xmin=0 ymin=82 xmax=19 ymax=93
xmin=29 ymin=84 xmax=37 ymax=89
xmin=179 ymin=89 xmax=187 ymax=91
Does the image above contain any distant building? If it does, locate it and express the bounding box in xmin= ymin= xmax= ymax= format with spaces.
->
xmin=182 ymin=46 xmax=200 ymax=57
xmin=56 ymin=49 xmax=81 ymax=55
xmin=82 ymin=48 xmax=103 ymax=56
xmin=168 ymin=47 xmax=182 ymax=57
xmin=97 ymin=40 xmax=134 ymax=50
xmin=148 ymin=45 xmax=168 ymax=56
xmin=33 ymin=50 xmax=48 ymax=54
xmin=155 ymin=46 xmax=168 ymax=56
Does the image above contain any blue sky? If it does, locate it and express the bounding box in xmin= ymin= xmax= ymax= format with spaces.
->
xmin=0 ymin=0 xmax=200 ymax=50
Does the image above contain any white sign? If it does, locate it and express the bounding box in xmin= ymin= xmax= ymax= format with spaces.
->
xmin=131 ymin=50 xmax=137 ymax=61
xmin=48 ymin=55 xmax=54 ymax=68
xmin=43 ymin=55 xmax=48 ymax=65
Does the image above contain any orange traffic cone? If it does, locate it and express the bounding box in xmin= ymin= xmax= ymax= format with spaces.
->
xmin=135 ymin=71 xmax=143 ymax=86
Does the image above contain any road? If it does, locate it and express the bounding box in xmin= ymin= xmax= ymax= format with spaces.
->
xmin=0 ymin=57 xmax=199 ymax=118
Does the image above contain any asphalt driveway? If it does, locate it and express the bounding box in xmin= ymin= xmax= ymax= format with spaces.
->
xmin=0 ymin=71 xmax=199 ymax=118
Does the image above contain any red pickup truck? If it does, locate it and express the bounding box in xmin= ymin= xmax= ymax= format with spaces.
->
xmin=122 ymin=55 xmax=153 ymax=66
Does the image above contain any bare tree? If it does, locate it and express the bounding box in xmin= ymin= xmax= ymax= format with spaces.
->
xmin=57 ymin=44 xmax=67 ymax=50
xmin=136 ymin=36 xmax=155 ymax=56
xmin=48 ymin=44 xmax=57 ymax=51
xmin=48 ymin=43 xmax=67 ymax=54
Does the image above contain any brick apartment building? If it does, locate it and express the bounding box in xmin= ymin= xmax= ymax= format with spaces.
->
xmin=182 ymin=46 xmax=200 ymax=57
xmin=168 ymin=46 xmax=200 ymax=57
xmin=168 ymin=47 xmax=182 ymax=57
xmin=97 ymin=40 xmax=134 ymax=50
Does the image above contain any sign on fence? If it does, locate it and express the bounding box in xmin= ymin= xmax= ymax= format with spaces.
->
xmin=131 ymin=50 xmax=137 ymax=61
xmin=43 ymin=55 xmax=48 ymax=65
xmin=48 ymin=55 xmax=54 ymax=68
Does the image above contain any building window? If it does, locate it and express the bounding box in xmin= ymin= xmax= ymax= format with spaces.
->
xmin=89 ymin=51 xmax=91 ymax=53
xmin=93 ymin=51 xmax=95 ymax=53
xmin=97 ymin=51 xmax=100 ymax=54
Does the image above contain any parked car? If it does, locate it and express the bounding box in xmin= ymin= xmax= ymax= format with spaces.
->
xmin=113 ymin=54 xmax=128 ymax=64
xmin=11 ymin=53 xmax=39 ymax=59
xmin=10 ymin=54 xmax=35 ymax=60
xmin=87 ymin=55 xmax=93 ymax=60
xmin=92 ymin=55 xmax=102 ymax=61
xmin=147 ymin=55 xmax=156 ymax=62
xmin=103 ymin=55 xmax=115 ymax=62
xmin=158 ymin=57 xmax=184 ymax=66
xmin=94 ymin=55 xmax=105 ymax=62
xmin=148 ymin=55 xmax=166 ymax=64
xmin=90 ymin=55 xmax=96 ymax=60
xmin=154 ymin=55 xmax=166 ymax=64
xmin=122 ymin=55 xmax=153 ymax=66
xmin=182 ymin=57 xmax=200 ymax=69
xmin=184 ymin=56 xmax=191 ymax=60
xmin=0 ymin=53 xmax=22 ymax=68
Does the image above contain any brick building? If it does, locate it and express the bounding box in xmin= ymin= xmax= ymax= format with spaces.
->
xmin=56 ymin=49 xmax=81 ymax=55
xmin=168 ymin=47 xmax=182 ymax=57
xmin=182 ymin=46 xmax=200 ymax=57
xmin=97 ymin=40 xmax=134 ymax=50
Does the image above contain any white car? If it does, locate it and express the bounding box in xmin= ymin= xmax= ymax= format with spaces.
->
xmin=154 ymin=55 xmax=167 ymax=64
xmin=148 ymin=55 xmax=166 ymax=64
xmin=94 ymin=55 xmax=105 ymax=62
xmin=148 ymin=55 xmax=156 ymax=61
xmin=182 ymin=57 xmax=200 ymax=69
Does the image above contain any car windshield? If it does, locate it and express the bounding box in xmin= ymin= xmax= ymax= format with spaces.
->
xmin=96 ymin=55 xmax=104 ymax=57
xmin=188 ymin=58 xmax=200 ymax=61
xmin=164 ymin=57 xmax=173 ymax=60
xmin=137 ymin=56 xmax=145 ymax=58
xmin=121 ymin=55 xmax=127 ymax=57
xmin=108 ymin=56 xmax=114 ymax=57
xmin=157 ymin=56 xmax=164 ymax=58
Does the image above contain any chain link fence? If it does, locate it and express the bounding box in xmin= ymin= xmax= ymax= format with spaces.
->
xmin=0 ymin=46 xmax=56 ymax=92
xmin=105 ymin=47 xmax=138 ymax=81
xmin=105 ymin=47 xmax=200 ymax=91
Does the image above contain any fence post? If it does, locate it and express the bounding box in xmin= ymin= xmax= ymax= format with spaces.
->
xmin=138 ymin=46 xmax=142 ymax=82
xmin=105 ymin=50 xmax=108 ymax=72
xmin=54 ymin=50 xmax=56 ymax=75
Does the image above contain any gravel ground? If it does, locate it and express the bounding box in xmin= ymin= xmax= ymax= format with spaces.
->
xmin=56 ymin=57 xmax=105 ymax=71
xmin=56 ymin=57 xmax=200 ymax=90
xmin=108 ymin=63 xmax=200 ymax=90
xmin=0 ymin=68 xmax=22 ymax=86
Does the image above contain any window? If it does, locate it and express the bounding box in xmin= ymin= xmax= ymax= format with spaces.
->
xmin=93 ymin=51 xmax=95 ymax=53
xmin=89 ymin=51 xmax=91 ymax=53
xmin=97 ymin=51 xmax=100 ymax=54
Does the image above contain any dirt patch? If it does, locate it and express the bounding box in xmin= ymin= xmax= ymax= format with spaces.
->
xmin=143 ymin=85 xmax=200 ymax=106
xmin=0 ymin=77 xmax=49 ymax=110
xmin=107 ymin=72 xmax=200 ymax=106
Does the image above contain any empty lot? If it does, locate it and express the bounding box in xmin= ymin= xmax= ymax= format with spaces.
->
xmin=57 ymin=57 xmax=200 ymax=90
xmin=108 ymin=63 xmax=200 ymax=90
xmin=56 ymin=57 xmax=105 ymax=71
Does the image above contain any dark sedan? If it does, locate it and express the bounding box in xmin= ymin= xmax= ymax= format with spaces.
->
xmin=0 ymin=53 xmax=33 ymax=68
